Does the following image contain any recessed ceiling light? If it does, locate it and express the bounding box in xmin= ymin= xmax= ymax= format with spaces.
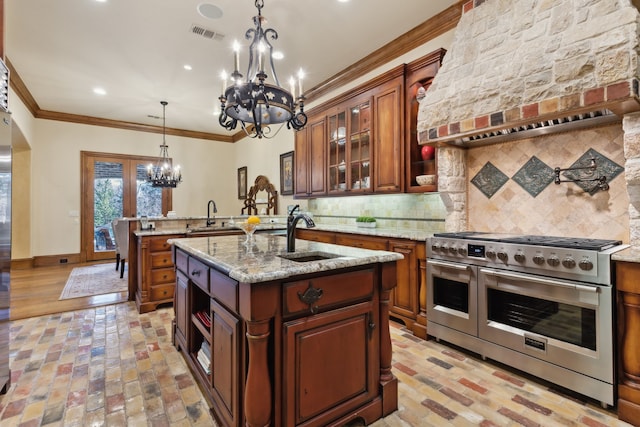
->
xmin=95 ymin=0 xmax=107 ymax=3
xmin=93 ymin=87 xmax=106 ymax=95
xmin=337 ymin=0 xmax=349 ymax=2
xmin=183 ymin=64 xmax=193 ymax=71
xmin=198 ymin=3 xmax=223 ymax=19
xmin=272 ymin=51 xmax=284 ymax=60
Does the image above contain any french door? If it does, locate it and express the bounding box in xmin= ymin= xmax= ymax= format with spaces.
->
xmin=81 ymin=151 xmax=172 ymax=262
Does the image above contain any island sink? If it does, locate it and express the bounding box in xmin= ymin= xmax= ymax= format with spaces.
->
xmin=278 ymin=251 xmax=342 ymax=262
xmin=170 ymin=234 xmax=401 ymax=427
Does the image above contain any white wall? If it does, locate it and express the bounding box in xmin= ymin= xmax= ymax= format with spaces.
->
xmin=28 ymin=118 xmax=238 ymax=256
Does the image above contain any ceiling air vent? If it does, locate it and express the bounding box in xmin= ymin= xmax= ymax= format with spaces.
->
xmin=449 ymin=109 xmax=619 ymax=147
xmin=190 ymin=24 xmax=225 ymax=42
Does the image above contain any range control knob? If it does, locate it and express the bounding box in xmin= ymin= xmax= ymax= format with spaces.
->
xmin=579 ymin=259 xmax=594 ymax=271
xmin=458 ymin=246 xmax=467 ymax=256
xmin=547 ymin=255 xmax=560 ymax=267
xmin=431 ymin=242 xmax=441 ymax=252
xmin=562 ymin=257 xmax=576 ymax=269
xmin=497 ymin=251 xmax=508 ymax=262
xmin=514 ymin=251 xmax=526 ymax=263
xmin=533 ymin=255 xmax=545 ymax=265
xmin=449 ymin=245 xmax=458 ymax=254
xmin=486 ymin=250 xmax=496 ymax=259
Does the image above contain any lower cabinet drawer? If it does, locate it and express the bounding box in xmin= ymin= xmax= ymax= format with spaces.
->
xmin=151 ymin=252 xmax=173 ymax=268
xmin=335 ymin=235 xmax=388 ymax=250
xmin=188 ymin=257 xmax=210 ymax=292
xmin=283 ymin=268 xmax=374 ymax=318
xmin=151 ymin=267 xmax=175 ymax=285
xmin=175 ymin=249 xmax=188 ymax=273
xmin=150 ymin=283 xmax=174 ymax=301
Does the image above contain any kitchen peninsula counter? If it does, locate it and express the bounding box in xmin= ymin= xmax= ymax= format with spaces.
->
xmin=169 ymin=234 xmax=402 ymax=427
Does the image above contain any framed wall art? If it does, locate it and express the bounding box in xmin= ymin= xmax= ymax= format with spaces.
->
xmin=280 ymin=151 xmax=294 ymax=196
xmin=237 ymin=166 xmax=247 ymax=199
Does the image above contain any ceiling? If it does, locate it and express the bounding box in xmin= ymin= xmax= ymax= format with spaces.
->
xmin=6 ymin=0 xmax=459 ymax=141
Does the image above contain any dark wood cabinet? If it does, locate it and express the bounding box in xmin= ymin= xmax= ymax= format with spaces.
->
xmin=297 ymin=228 xmax=427 ymax=338
xmin=284 ymin=301 xmax=377 ymax=426
xmin=327 ymin=94 xmax=373 ymax=194
xmin=173 ymin=243 xmax=398 ymax=427
xmin=388 ymin=239 xmax=418 ymax=325
xmin=616 ymin=260 xmax=640 ymax=425
xmin=294 ymin=114 xmax=327 ymax=197
xmin=373 ymin=73 xmax=404 ymax=193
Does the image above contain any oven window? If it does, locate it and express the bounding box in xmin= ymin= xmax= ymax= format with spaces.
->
xmin=487 ymin=288 xmax=596 ymax=351
xmin=433 ymin=277 xmax=469 ymax=313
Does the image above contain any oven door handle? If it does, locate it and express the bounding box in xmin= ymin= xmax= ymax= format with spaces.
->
xmin=427 ymin=259 xmax=471 ymax=271
xmin=480 ymin=268 xmax=599 ymax=293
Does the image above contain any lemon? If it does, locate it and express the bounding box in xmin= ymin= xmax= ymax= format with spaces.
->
xmin=247 ymin=215 xmax=261 ymax=225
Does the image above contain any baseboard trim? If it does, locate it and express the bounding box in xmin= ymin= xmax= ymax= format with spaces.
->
xmin=33 ymin=253 xmax=81 ymax=268
xmin=11 ymin=258 xmax=34 ymax=270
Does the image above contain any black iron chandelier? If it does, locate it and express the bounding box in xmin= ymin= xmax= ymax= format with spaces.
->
xmin=146 ymin=101 xmax=182 ymax=188
xmin=218 ymin=0 xmax=307 ymax=139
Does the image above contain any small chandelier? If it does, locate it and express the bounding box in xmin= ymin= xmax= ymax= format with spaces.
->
xmin=218 ymin=0 xmax=307 ymax=139
xmin=146 ymin=101 xmax=182 ymax=188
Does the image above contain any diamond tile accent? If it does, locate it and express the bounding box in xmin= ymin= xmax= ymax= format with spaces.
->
xmin=471 ymin=162 xmax=509 ymax=198
xmin=562 ymin=148 xmax=624 ymax=195
xmin=512 ymin=156 xmax=555 ymax=197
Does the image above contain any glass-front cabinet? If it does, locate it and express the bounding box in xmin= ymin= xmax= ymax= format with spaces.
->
xmin=328 ymin=96 xmax=372 ymax=194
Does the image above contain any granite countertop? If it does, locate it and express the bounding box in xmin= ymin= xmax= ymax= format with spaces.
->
xmin=612 ymin=246 xmax=640 ymax=263
xmin=133 ymin=222 xmax=286 ymax=237
xmin=169 ymin=234 xmax=404 ymax=284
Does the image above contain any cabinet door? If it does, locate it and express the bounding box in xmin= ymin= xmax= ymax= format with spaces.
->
xmin=174 ymin=270 xmax=189 ymax=349
xmin=388 ymin=240 xmax=418 ymax=322
xmin=294 ymin=115 xmax=326 ymax=197
xmin=328 ymin=110 xmax=347 ymax=193
xmin=283 ymin=301 xmax=377 ymax=427
xmin=374 ymin=77 xmax=403 ymax=193
xmin=211 ymin=299 xmax=241 ymax=427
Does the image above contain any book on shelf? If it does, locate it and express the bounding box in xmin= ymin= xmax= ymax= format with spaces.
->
xmin=195 ymin=310 xmax=211 ymax=328
xmin=201 ymin=340 xmax=211 ymax=359
xmin=197 ymin=348 xmax=211 ymax=375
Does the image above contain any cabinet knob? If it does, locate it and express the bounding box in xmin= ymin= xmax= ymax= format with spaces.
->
xmin=191 ymin=270 xmax=201 ymax=276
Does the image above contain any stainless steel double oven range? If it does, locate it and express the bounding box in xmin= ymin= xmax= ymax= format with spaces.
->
xmin=427 ymin=232 xmax=627 ymax=407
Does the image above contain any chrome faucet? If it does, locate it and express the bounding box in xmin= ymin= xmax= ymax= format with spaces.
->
xmin=206 ymin=200 xmax=217 ymax=226
xmin=287 ymin=204 xmax=315 ymax=252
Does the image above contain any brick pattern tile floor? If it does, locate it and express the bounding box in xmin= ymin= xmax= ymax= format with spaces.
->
xmin=0 ymin=302 xmax=632 ymax=427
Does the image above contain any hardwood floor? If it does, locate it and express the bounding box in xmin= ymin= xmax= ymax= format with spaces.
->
xmin=10 ymin=261 xmax=129 ymax=320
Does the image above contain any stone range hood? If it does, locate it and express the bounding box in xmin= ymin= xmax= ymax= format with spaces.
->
xmin=417 ymin=0 xmax=640 ymax=148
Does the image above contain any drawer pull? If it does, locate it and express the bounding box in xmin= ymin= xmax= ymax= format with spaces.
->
xmin=297 ymin=281 xmax=323 ymax=314
xmin=191 ymin=270 xmax=201 ymax=277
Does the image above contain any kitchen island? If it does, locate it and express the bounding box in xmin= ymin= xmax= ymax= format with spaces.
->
xmin=169 ymin=233 xmax=402 ymax=427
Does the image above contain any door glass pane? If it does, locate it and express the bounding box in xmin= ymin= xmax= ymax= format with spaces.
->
xmin=136 ymin=163 xmax=163 ymax=217
xmin=93 ymin=161 xmax=123 ymax=252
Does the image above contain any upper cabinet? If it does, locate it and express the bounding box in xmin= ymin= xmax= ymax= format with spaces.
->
xmin=373 ymin=74 xmax=404 ymax=193
xmin=294 ymin=113 xmax=326 ymax=198
xmin=405 ymin=49 xmax=446 ymax=193
xmin=294 ymin=49 xmax=444 ymax=198
xmin=328 ymin=93 xmax=373 ymax=194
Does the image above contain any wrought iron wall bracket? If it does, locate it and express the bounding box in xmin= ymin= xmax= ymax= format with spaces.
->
xmin=554 ymin=157 xmax=609 ymax=192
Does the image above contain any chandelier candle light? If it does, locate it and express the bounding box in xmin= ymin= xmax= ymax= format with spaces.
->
xmin=146 ymin=101 xmax=182 ymax=188
xmin=218 ymin=0 xmax=307 ymax=139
